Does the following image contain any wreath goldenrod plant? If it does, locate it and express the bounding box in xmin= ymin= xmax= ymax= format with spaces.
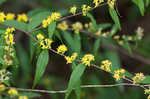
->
xmin=0 ymin=0 xmax=150 ymax=99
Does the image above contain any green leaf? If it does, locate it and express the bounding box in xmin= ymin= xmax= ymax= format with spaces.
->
xmin=132 ymin=0 xmax=145 ymax=16
xmin=28 ymin=11 xmax=50 ymax=31
xmin=146 ymin=0 xmax=150 ymax=7
xmin=65 ymin=64 xmax=86 ymax=99
xmin=27 ymin=8 xmax=49 ymax=18
xmin=141 ymin=76 xmax=150 ymax=84
xmin=0 ymin=0 xmax=5 ymax=5
xmin=87 ymin=13 xmax=97 ymax=30
xmin=33 ymin=50 xmax=49 ymax=88
xmin=72 ymin=62 xmax=81 ymax=99
xmin=109 ymin=8 xmax=121 ymax=30
xmin=4 ymin=20 xmax=28 ymax=31
xmin=48 ymin=21 xmax=56 ymax=39
xmin=73 ymin=34 xmax=81 ymax=53
xmin=93 ymin=37 xmax=101 ymax=55
xmin=97 ymin=23 xmax=111 ymax=30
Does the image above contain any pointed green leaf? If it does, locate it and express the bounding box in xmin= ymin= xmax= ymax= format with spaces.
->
xmin=87 ymin=13 xmax=97 ymax=30
xmin=65 ymin=64 xmax=86 ymax=99
xmin=4 ymin=20 xmax=28 ymax=31
xmin=0 ymin=0 xmax=5 ymax=5
xmin=33 ymin=50 xmax=49 ymax=88
xmin=109 ymin=8 xmax=121 ymax=30
xmin=28 ymin=11 xmax=50 ymax=31
xmin=146 ymin=0 xmax=150 ymax=7
xmin=93 ymin=37 xmax=101 ymax=55
xmin=132 ymin=0 xmax=145 ymax=16
xmin=48 ymin=21 xmax=56 ymax=39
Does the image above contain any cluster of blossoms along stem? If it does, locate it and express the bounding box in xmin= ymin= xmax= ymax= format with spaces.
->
xmin=0 ymin=12 xmax=28 ymax=22
xmin=100 ymin=60 xmax=112 ymax=72
xmin=113 ymin=69 xmax=125 ymax=81
xmin=145 ymin=88 xmax=150 ymax=99
xmin=3 ymin=27 xmax=16 ymax=65
xmin=57 ymin=21 xmax=83 ymax=34
xmin=132 ymin=73 xmax=145 ymax=84
xmin=36 ymin=33 xmax=53 ymax=49
xmin=42 ymin=12 xmax=61 ymax=28
xmin=0 ymin=69 xmax=10 ymax=83
xmin=0 ymin=85 xmax=28 ymax=99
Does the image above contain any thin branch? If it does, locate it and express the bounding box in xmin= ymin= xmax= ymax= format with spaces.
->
xmin=1 ymin=83 xmax=147 ymax=94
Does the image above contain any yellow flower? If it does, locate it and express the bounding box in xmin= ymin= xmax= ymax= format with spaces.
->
xmin=40 ymin=39 xmax=53 ymax=49
xmin=113 ymin=69 xmax=125 ymax=81
xmin=81 ymin=54 xmax=95 ymax=66
xmin=72 ymin=22 xmax=83 ymax=34
xmin=93 ymin=0 xmax=104 ymax=7
xmin=145 ymin=89 xmax=150 ymax=95
xmin=70 ymin=6 xmax=77 ymax=15
xmin=65 ymin=52 xmax=78 ymax=64
xmin=100 ymin=60 xmax=112 ymax=72
xmin=0 ymin=84 xmax=5 ymax=91
xmin=37 ymin=33 xmax=44 ymax=40
xmin=6 ymin=13 xmax=15 ymax=20
xmin=17 ymin=13 xmax=28 ymax=22
xmin=57 ymin=21 xmax=68 ymax=31
xmin=132 ymin=73 xmax=145 ymax=84
xmin=42 ymin=19 xmax=49 ymax=28
xmin=8 ymin=88 xmax=18 ymax=96
xmin=82 ymin=4 xmax=91 ymax=16
xmin=9 ymin=34 xmax=14 ymax=45
xmin=113 ymin=35 xmax=120 ymax=40
xmin=57 ymin=44 xmax=68 ymax=54
xmin=5 ymin=27 xmax=15 ymax=34
xmin=107 ymin=0 xmax=115 ymax=8
xmin=51 ymin=12 xmax=61 ymax=21
xmin=18 ymin=96 xmax=28 ymax=99
xmin=0 ymin=12 xmax=6 ymax=22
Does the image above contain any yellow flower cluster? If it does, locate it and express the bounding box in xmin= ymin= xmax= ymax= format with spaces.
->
xmin=0 ymin=12 xmax=5 ymax=22
xmin=144 ymin=88 xmax=150 ymax=99
xmin=37 ymin=33 xmax=44 ymax=40
xmin=0 ymin=84 xmax=5 ymax=91
xmin=42 ymin=12 xmax=61 ymax=28
xmin=132 ymin=73 xmax=145 ymax=84
xmin=6 ymin=13 xmax=15 ymax=20
xmin=4 ymin=27 xmax=15 ymax=46
xmin=82 ymin=4 xmax=91 ymax=16
xmin=0 ymin=69 xmax=11 ymax=83
xmin=57 ymin=21 xmax=68 ymax=31
xmin=93 ymin=0 xmax=104 ymax=7
xmin=8 ymin=88 xmax=18 ymax=96
xmin=17 ymin=13 xmax=28 ymax=22
xmin=0 ymin=12 xmax=29 ymax=22
xmin=81 ymin=54 xmax=95 ymax=66
xmin=113 ymin=35 xmax=120 ymax=40
xmin=0 ymin=12 xmax=15 ymax=22
xmin=72 ymin=22 xmax=83 ymax=34
xmin=107 ymin=0 xmax=115 ymax=8
xmin=113 ymin=69 xmax=125 ymax=81
xmin=84 ymin=22 xmax=95 ymax=32
xmin=100 ymin=60 xmax=112 ymax=72
xmin=70 ymin=6 xmax=77 ymax=15
xmin=65 ymin=53 xmax=78 ymax=64
xmin=57 ymin=44 xmax=68 ymax=54
xmin=136 ymin=27 xmax=144 ymax=40
xmin=19 ymin=96 xmax=28 ymax=99
xmin=40 ymin=39 xmax=53 ymax=49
